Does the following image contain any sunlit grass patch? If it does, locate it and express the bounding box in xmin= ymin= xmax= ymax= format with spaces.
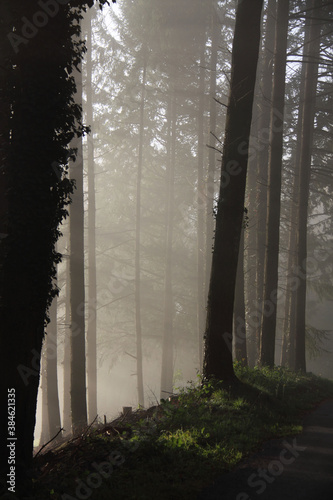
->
xmin=33 ymin=366 xmax=333 ymax=500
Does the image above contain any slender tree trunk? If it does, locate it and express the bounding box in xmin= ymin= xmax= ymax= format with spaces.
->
xmin=135 ymin=54 xmax=147 ymax=408
xmin=294 ymin=0 xmax=321 ymax=372
xmin=203 ymin=0 xmax=264 ymax=382
xmin=160 ymin=94 xmax=176 ymax=399
xmin=281 ymin=169 xmax=299 ymax=369
xmin=244 ymin=95 xmax=260 ymax=368
xmin=205 ymin=7 xmax=219 ymax=305
xmin=70 ymin=65 xmax=88 ymax=432
xmin=254 ymin=0 xmax=276 ymax=363
xmin=234 ymin=226 xmax=248 ymax=366
xmin=63 ymin=251 xmax=72 ymax=434
xmin=39 ymin=348 xmax=50 ymax=446
xmin=259 ymin=0 xmax=289 ymax=368
xmin=197 ymin=39 xmax=206 ymax=370
xmin=280 ymin=35 xmax=309 ymax=368
xmin=46 ymin=293 xmax=62 ymax=441
xmin=85 ymin=9 xmax=98 ymax=423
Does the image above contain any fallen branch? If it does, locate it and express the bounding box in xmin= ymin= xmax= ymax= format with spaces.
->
xmin=34 ymin=428 xmax=64 ymax=459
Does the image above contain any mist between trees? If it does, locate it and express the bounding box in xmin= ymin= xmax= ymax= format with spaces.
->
xmin=0 ymin=0 xmax=332 ymax=495
xmin=37 ymin=0 xmax=332 ymax=443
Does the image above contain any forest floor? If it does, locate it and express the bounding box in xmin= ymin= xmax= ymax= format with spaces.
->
xmin=28 ymin=366 xmax=333 ymax=500
xmin=198 ymin=398 xmax=333 ymax=500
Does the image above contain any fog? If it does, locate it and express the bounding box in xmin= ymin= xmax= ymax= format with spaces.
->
xmin=34 ymin=0 xmax=333 ymax=446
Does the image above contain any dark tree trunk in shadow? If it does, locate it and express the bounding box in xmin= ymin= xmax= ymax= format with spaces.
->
xmin=259 ymin=0 xmax=289 ymax=368
xmin=46 ymin=293 xmax=62 ymax=442
xmin=70 ymin=66 xmax=88 ymax=433
xmin=203 ymin=0 xmax=264 ymax=382
xmin=234 ymin=226 xmax=248 ymax=366
xmin=254 ymin=0 xmax=276 ymax=364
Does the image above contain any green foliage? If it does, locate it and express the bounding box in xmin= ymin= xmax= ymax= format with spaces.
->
xmin=0 ymin=0 xmax=111 ymax=329
xmin=32 ymin=367 xmax=333 ymax=499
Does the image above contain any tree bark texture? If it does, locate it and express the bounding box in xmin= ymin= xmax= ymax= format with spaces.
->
xmin=70 ymin=66 xmax=88 ymax=432
xmin=294 ymin=0 xmax=321 ymax=372
xmin=160 ymin=93 xmax=176 ymax=398
xmin=85 ymin=9 xmax=98 ymax=423
xmin=259 ymin=0 xmax=289 ymax=367
xmin=203 ymin=0 xmax=264 ymax=382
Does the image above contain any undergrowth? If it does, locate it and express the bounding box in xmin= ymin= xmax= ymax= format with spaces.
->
xmin=31 ymin=366 xmax=333 ymax=500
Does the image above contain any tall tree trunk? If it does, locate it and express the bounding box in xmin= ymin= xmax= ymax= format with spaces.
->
xmin=135 ymin=54 xmax=147 ymax=408
xmin=70 ymin=65 xmax=88 ymax=432
xmin=46 ymin=293 xmax=62 ymax=441
xmin=234 ymin=226 xmax=248 ymax=366
xmin=244 ymin=94 xmax=260 ymax=368
xmin=294 ymin=0 xmax=321 ymax=372
xmin=39 ymin=348 xmax=50 ymax=446
xmin=254 ymin=0 xmax=276 ymax=363
xmin=63 ymin=251 xmax=72 ymax=435
xmin=205 ymin=5 xmax=219 ymax=325
xmin=280 ymin=22 xmax=310 ymax=367
xmin=203 ymin=0 xmax=264 ymax=382
xmin=84 ymin=9 xmax=98 ymax=423
xmin=160 ymin=94 xmax=176 ymax=399
xmin=197 ymin=39 xmax=206 ymax=371
xmin=0 ymin=2 xmax=91 ymax=492
xmin=259 ymin=0 xmax=289 ymax=367
xmin=0 ymin=5 xmax=67 ymax=491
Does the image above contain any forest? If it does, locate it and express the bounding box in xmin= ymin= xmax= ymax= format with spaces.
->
xmin=0 ymin=0 xmax=332 ymax=498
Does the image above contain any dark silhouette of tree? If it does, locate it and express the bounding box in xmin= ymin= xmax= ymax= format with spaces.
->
xmin=259 ymin=0 xmax=289 ymax=368
xmin=234 ymin=225 xmax=247 ymax=366
xmin=0 ymin=1 xmax=110 ymax=493
xmin=203 ymin=0 xmax=264 ymax=382
xmin=253 ymin=0 xmax=276 ymax=363
xmin=70 ymin=65 xmax=88 ymax=432
xmin=46 ymin=291 xmax=62 ymax=442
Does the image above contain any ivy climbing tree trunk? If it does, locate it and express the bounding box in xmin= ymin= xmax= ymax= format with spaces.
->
xmin=203 ymin=0 xmax=264 ymax=382
xmin=0 ymin=1 xmax=110 ymax=494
